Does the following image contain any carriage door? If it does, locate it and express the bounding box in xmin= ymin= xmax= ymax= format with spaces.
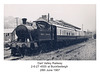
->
xmin=51 ymin=25 xmax=57 ymax=41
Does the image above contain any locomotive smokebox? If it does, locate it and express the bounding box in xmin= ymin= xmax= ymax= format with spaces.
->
xmin=22 ymin=18 xmax=27 ymax=24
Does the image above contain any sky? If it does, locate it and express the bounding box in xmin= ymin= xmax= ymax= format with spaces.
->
xmin=4 ymin=4 xmax=96 ymax=32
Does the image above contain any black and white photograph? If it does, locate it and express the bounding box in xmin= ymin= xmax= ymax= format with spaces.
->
xmin=4 ymin=4 xmax=96 ymax=60
xmin=1 ymin=0 xmax=100 ymax=75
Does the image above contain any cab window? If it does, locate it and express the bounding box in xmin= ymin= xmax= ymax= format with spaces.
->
xmin=32 ymin=22 xmax=37 ymax=29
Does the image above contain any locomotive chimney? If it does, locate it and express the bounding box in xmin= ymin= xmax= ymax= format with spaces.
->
xmin=50 ymin=18 xmax=53 ymax=21
xmin=48 ymin=13 xmax=50 ymax=22
xmin=42 ymin=15 xmax=47 ymax=19
xmin=22 ymin=18 xmax=27 ymax=24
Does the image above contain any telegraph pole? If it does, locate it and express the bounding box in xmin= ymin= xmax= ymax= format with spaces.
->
xmin=15 ymin=17 xmax=18 ymax=26
xmin=82 ymin=24 xmax=83 ymax=31
xmin=48 ymin=13 xmax=50 ymax=22
xmin=81 ymin=24 xmax=83 ymax=36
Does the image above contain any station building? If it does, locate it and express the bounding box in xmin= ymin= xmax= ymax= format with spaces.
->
xmin=4 ymin=28 xmax=16 ymax=42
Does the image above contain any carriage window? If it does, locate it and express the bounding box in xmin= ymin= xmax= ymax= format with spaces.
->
xmin=69 ymin=33 xmax=70 ymax=36
xmin=72 ymin=33 xmax=74 ymax=36
xmin=64 ymin=30 xmax=65 ymax=35
xmin=60 ymin=30 xmax=61 ymax=35
xmin=67 ymin=32 xmax=68 ymax=36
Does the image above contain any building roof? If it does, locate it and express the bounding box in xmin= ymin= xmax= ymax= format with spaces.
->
xmin=4 ymin=29 xmax=15 ymax=33
xmin=55 ymin=20 xmax=81 ymax=30
xmin=36 ymin=15 xmax=81 ymax=30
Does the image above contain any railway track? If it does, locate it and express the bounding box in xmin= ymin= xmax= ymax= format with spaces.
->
xmin=4 ymin=48 xmax=23 ymax=60
xmin=4 ymin=39 xmax=95 ymax=60
xmin=4 ymin=44 xmax=85 ymax=60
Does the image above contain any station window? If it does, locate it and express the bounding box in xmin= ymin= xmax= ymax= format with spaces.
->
xmin=6 ymin=34 xmax=7 ymax=37
xmin=5 ymin=33 xmax=9 ymax=36
xmin=8 ymin=33 xmax=9 ymax=36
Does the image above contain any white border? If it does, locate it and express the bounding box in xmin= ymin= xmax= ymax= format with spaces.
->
xmin=0 ymin=0 xmax=100 ymax=75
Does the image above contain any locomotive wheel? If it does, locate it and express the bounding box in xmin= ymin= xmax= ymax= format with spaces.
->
xmin=39 ymin=43 xmax=48 ymax=53
xmin=11 ymin=49 xmax=16 ymax=56
xmin=11 ymin=47 xmax=18 ymax=56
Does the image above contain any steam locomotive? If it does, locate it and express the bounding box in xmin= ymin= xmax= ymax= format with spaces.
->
xmin=10 ymin=15 xmax=91 ymax=56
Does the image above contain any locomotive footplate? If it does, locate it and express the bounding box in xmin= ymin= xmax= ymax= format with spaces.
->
xmin=10 ymin=42 xmax=39 ymax=56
